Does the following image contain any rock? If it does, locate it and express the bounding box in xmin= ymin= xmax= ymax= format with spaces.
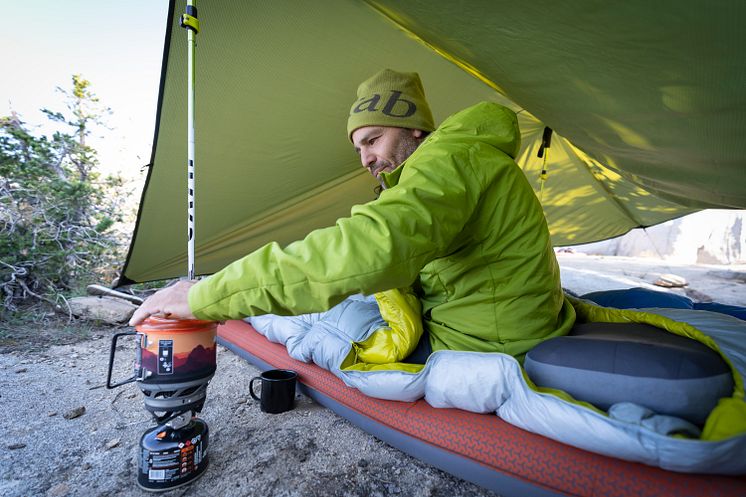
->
xmin=14 ymin=368 xmax=27 ymax=373
xmin=654 ymin=273 xmax=687 ymax=288
xmin=684 ymin=288 xmax=714 ymax=302
xmin=105 ymin=438 xmax=121 ymax=450
xmin=46 ymin=482 xmax=70 ymax=497
xmin=48 ymin=412 xmax=58 ymax=417
xmin=63 ymin=406 xmax=86 ymax=419
xmin=8 ymin=443 xmax=26 ymax=450
xmin=67 ymin=296 xmax=138 ymax=324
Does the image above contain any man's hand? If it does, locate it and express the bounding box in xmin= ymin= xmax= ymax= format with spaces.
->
xmin=129 ymin=280 xmax=198 ymax=326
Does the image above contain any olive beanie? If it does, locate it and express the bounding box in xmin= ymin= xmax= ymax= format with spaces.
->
xmin=347 ymin=69 xmax=435 ymax=141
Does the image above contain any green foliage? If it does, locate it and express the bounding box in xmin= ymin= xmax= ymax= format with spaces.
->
xmin=0 ymin=75 xmax=125 ymax=315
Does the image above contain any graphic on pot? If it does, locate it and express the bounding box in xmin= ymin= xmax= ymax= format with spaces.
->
xmin=136 ymin=318 xmax=217 ymax=382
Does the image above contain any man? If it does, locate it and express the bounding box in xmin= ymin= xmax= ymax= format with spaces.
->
xmin=130 ymin=69 xmax=575 ymax=360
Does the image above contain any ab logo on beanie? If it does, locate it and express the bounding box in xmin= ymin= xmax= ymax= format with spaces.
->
xmin=353 ymin=91 xmax=417 ymax=118
xmin=347 ymin=69 xmax=435 ymax=141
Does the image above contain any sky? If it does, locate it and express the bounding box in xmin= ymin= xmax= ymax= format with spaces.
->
xmin=2 ymin=0 xmax=170 ymax=181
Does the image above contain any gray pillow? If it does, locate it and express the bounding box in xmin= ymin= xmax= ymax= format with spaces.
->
xmin=524 ymin=322 xmax=733 ymax=425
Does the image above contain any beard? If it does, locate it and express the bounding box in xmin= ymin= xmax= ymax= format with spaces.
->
xmin=373 ymin=129 xmax=423 ymax=188
xmin=392 ymin=129 xmax=422 ymax=167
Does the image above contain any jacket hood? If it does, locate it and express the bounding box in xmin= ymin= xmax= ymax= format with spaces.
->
xmin=380 ymin=101 xmax=521 ymax=189
xmin=429 ymin=101 xmax=521 ymax=159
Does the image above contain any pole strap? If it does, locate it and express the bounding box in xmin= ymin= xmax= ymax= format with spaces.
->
xmin=537 ymin=126 xmax=553 ymax=159
xmin=537 ymin=127 xmax=553 ymax=202
xmin=181 ymin=5 xmax=200 ymax=33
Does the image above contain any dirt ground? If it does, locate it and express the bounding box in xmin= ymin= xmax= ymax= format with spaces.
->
xmin=0 ymin=325 xmax=494 ymax=497
xmin=2 ymin=254 xmax=744 ymax=497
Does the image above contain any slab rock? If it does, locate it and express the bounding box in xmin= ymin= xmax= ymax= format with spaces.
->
xmin=68 ymin=296 xmax=138 ymax=324
xmin=654 ymin=273 xmax=688 ymax=288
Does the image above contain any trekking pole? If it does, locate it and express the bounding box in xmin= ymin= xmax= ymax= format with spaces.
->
xmin=180 ymin=0 xmax=199 ymax=280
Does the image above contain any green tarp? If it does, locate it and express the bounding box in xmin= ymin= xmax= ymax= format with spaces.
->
xmin=121 ymin=0 xmax=746 ymax=284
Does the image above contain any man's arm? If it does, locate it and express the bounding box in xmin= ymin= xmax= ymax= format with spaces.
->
xmin=132 ymin=142 xmax=485 ymax=325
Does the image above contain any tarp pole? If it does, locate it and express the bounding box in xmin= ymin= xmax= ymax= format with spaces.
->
xmin=180 ymin=1 xmax=200 ymax=280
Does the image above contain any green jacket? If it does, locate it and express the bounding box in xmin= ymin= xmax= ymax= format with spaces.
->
xmin=189 ymin=102 xmax=575 ymax=357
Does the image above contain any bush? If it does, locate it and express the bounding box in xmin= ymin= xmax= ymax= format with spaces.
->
xmin=0 ymin=75 xmax=126 ymax=315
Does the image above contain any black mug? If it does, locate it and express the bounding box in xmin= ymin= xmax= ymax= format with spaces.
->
xmin=249 ymin=369 xmax=298 ymax=414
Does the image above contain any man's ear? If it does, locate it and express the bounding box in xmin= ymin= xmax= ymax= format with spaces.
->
xmin=411 ymin=129 xmax=424 ymax=139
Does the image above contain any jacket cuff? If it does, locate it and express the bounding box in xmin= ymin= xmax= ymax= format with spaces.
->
xmin=188 ymin=278 xmax=212 ymax=320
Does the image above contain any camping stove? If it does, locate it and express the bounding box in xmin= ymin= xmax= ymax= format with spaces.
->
xmin=107 ymin=316 xmax=216 ymax=492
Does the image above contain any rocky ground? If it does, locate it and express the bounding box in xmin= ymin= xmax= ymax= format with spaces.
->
xmin=1 ymin=331 xmax=493 ymax=497
xmin=1 ymin=254 xmax=744 ymax=497
xmin=556 ymin=252 xmax=746 ymax=306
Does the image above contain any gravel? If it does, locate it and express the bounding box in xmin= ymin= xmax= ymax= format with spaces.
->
xmin=0 ymin=334 xmax=496 ymax=497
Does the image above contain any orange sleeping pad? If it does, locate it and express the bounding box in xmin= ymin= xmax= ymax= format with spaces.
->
xmin=218 ymin=320 xmax=746 ymax=497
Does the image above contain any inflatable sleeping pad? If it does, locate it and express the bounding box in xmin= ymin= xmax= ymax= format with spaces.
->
xmin=218 ymin=320 xmax=746 ymax=497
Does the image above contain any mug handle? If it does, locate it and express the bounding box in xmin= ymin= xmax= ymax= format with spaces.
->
xmin=249 ymin=376 xmax=262 ymax=401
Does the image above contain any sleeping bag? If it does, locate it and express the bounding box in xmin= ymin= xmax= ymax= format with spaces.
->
xmin=249 ymin=288 xmax=746 ymax=474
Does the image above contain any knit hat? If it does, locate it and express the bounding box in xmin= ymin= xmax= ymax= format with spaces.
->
xmin=347 ymin=69 xmax=435 ymax=141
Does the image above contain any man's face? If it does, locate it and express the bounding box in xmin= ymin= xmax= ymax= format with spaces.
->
xmin=352 ymin=126 xmax=424 ymax=180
